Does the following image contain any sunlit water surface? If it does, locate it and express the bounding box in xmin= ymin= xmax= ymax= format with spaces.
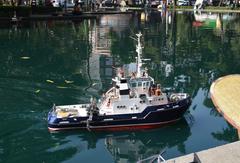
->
xmin=0 ymin=11 xmax=240 ymax=163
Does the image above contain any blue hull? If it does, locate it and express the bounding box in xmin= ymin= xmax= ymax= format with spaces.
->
xmin=48 ymin=97 xmax=191 ymax=131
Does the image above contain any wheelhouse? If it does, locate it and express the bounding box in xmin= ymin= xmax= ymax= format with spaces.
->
xmin=129 ymin=77 xmax=154 ymax=90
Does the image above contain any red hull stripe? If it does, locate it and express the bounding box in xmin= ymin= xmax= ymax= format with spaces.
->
xmin=48 ymin=118 xmax=180 ymax=132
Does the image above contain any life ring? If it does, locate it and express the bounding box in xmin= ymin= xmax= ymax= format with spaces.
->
xmin=170 ymin=94 xmax=180 ymax=102
xmin=129 ymin=90 xmax=135 ymax=98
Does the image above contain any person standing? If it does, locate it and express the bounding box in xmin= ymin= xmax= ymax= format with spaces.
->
xmin=64 ymin=0 xmax=67 ymax=13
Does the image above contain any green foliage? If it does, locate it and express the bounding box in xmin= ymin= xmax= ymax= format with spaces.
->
xmin=144 ymin=45 xmax=159 ymax=59
xmin=110 ymin=30 xmax=135 ymax=64
xmin=0 ymin=6 xmax=62 ymax=17
xmin=169 ymin=3 xmax=174 ymax=9
xmin=0 ymin=6 xmax=31 ymax=17
xmin=39 ymin=0 xmax=43 ymax=6
xmin=31 ymin=6 xmax=62 ymax=14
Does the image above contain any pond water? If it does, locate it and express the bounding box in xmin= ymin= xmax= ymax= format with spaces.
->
xmin=0 ymin=10 xmax=240 ymax=163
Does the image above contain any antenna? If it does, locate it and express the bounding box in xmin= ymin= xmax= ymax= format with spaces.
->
xmin=133 ymin=32 xmax=151 ymax=78
xmin=135 ymin=32 xmax=143 ymax=77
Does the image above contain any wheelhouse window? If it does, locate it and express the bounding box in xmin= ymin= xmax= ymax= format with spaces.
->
xmin=138 ymin=82 xmax=142 ymax=87
xmin=131 ymin=83 xmax=137 ymax=87
xmin=146 ymin=82 xmax=150 ymax=87
xmin=143 ymin=82 xmax=146 ymax=87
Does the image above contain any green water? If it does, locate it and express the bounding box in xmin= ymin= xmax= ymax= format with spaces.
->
xmin=0 ymin=11 xmax=240 ymax=163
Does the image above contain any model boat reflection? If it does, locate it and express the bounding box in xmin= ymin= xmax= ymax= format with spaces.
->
xmin=104 ymin=118 xmax=191 ymax=162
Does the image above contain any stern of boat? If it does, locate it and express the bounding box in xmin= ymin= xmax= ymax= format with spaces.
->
xmin=47 ymin=104 xmax=58 ymax=131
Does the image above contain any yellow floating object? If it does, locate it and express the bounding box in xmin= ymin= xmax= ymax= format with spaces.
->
xmin=20 ymin=56 xmax=30 ymax=59
xmin=46 ymin=80 xmax=54 ymax=83
xmin=64 ymin=80 xmax=74 ymax=84
xmin=56 ymin=86 xmax=68 ymax=89
xmin=35 ymin=89 xmax=40 ymax=93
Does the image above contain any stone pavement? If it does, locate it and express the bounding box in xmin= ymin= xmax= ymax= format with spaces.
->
xmin=165 ymin=141 xmax=240 ymax=163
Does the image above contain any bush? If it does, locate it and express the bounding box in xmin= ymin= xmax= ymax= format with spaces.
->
xmin=31 ymin=6 xmax=62 ymax=14
xmin=16 ymin=6 xmax=31 ymax=16
xmin=0 ymin=6 xmax=62 ymax=17
xmin=0 ymin=6 xmax=31 ymax=17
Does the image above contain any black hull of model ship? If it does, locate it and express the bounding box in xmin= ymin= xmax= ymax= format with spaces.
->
xmin=48 ymin=97 xmax=191 ymax=131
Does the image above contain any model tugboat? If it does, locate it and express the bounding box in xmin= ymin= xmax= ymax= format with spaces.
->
xmin=47 ymin=32 xmax=192 ymax=131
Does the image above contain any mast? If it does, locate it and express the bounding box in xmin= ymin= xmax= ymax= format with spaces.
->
xmin=136 ymin=32 xmax=143 ymax=77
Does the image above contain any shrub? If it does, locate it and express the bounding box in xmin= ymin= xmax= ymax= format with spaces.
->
xmin=0 ymin=6 xmax=31 ymax=17
xmin=0 ymin=6 xmax=62 ymax=17
xmin=31 ymin=6 xmax=62 ymax=14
